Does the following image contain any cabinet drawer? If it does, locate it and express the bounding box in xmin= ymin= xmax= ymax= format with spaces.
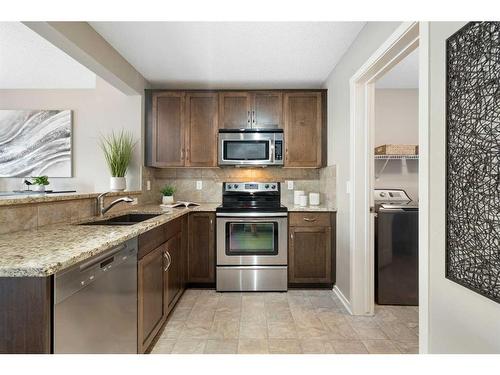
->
xmin=289 ymin=212 xmax=331 ymax=227
xmin=138 ymin=218 xmax=182 ymax=259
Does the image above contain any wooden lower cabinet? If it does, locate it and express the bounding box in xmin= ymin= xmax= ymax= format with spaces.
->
xmin=187 ymin=212 xmax=215 ymax=285
xmin=138 ymin=244 xmax=167 ymax=353
xmin=288 ymin=212 xmax=336 ymax=287
xmin=165 ymin=232 xmax=183 ymax=314
xmin=137 ymin=217 xmax=188 ymax=353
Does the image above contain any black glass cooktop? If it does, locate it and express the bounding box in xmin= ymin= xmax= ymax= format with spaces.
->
xmin=216 ymin=204 xmax=288 ymax=213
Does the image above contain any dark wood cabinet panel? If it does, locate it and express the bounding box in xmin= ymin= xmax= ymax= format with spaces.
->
xmin=219 ymin=92 xmax=251 ymax=129
xmin=284 ymin=92 xmax=323 ymax=167
xmin=185 ymin=92 xmax=218 ymax=167
xmin=252 ymin=91 xmax=282 ymax=128
xmin=165 ymin=232 xmax=182 ymax=314
xmin=0 ymin=277 xmax=52 ymax=354
xmin=289 ymin=226 xmax=331 ymax=284
xmin=151 ymin=92 xmax=185 ymax=167
xmin=188 ymin=212 xmax=215 ymax=284
xmin=138 ymin=245 xmax=166 ymax=353
xmin=288 ymin=212 xmax=336 ymax=287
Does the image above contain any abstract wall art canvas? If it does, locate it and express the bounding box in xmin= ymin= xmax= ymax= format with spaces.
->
xmin=446 ymin=22 xmax=500 ymax=303
xmin=0 ymin=110 xmax=72 ymax=177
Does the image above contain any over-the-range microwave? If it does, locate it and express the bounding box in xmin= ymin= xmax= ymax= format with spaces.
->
xmin=218 ymin=129 xmax=284 ymax=167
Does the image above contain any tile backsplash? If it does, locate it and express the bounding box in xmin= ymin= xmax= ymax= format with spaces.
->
xmin=149 ymin=166 xmax=336 ymax=208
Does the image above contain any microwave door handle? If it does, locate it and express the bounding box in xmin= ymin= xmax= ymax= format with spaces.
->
xmin=270 ymin=140 xmax=274 ymax=163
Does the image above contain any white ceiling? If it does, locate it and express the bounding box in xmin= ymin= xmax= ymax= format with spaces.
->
xmin=0 ymin=22 xmax=96 ymax=89
xmin=376 ymin=48 xmax=419 ymax=89
xmin=90 ymin=22 xmax=365 ymax=88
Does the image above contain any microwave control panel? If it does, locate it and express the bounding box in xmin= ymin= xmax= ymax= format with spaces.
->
xmin=274 ymin=140 xmax=283 ymax=161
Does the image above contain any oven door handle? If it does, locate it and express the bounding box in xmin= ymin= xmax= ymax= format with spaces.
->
xmin=216 ymin=212 xmax=288 ymax=218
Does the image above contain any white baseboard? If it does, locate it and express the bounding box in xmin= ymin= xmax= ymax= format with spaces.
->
xmin=333 ymin=285 xmax=353 ymax=315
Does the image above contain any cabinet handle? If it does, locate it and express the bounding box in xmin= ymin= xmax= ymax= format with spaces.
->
xmin=164 ymin=251 xmax=172 ymax=272
xmin=210 ymin=218 xmax=213 ymax=226
xmin=247 ymin=111 xmax=250 ymax=125
xmin=303 ymin=217 xmax=317 ymax=222
xmin=181 ymin=148 xmax=184 ymax=161
xmin=290 ymin=233 xmax=293 ymax=240
xmin=252 ymin=110 xmax=255 ymax=124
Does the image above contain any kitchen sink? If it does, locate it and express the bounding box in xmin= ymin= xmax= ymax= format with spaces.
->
xmin=80 ymin=213 xmax=162 ymax=226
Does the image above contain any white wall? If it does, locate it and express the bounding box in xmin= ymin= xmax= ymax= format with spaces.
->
xmin=323 ymin=22 xmax=401 ymax=301
xmin=374 ymin=89 xmax=419 ymax=201
xmin=428 ymin=21 xmax=500 ymax=354
xmin=0 ymin=77 xmax=142 ymax=193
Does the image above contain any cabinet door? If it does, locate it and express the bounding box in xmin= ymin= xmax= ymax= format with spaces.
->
xmin=252 ymin=91 xmax=282 ymax=128
xmin=151 ymin=92 xmax=185 ymax=167
xmin=219 ymin=92 xmax=251 ymax=129
xmin=284 ymin=92 xmax=322 ymax=167
xmin=188 ymin=212 xmax=215 ymax=284
xmin=138 ymin=245 xmax=166 ymax=353
xmin=185 ymin=92 xmax=218 ymax=167
xmin=165 ymin=232 xmax=182 ymax=314
xmin=289 ymin=226 xmax=332 ymax=284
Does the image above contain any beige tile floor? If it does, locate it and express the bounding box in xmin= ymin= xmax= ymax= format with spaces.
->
xmin=151 ymin=289 xmax=419 ymax=354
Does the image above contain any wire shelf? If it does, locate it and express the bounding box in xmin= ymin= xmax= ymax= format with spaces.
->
xmin=374 ymin=154 xmax=419 ymax=178
xmin=374 ymin=155 xmax=419 ymax=160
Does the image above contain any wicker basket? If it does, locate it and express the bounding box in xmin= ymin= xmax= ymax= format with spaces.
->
xmin=375 ymin=144 xmax=418 ymax=155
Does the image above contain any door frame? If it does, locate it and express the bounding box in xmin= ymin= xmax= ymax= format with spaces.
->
xmin=347 ymin=22 xmax=429 ymax=353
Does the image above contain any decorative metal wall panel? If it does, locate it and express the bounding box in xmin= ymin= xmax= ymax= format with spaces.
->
xmin=446 ymin=22 xmax=500 ymax=303
xmin=0 ymin=110 xmax=72 ymax=177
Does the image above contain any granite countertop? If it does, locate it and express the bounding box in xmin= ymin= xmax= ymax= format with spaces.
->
xmin=285 ymin=204 xmax=336 ymax=212
xmin=0 ymin=202 xmax=334 ymax=278
xmin=0 ymin=190 xmax=142 ymax=206
xmin=0 ymin=203 xmax=218 ymax=277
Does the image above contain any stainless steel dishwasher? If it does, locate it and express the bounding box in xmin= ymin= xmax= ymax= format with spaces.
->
xmin=54 ymin=238 xmax=138 ymax=353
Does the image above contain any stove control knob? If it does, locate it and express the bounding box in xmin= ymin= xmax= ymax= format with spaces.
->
xmin=271 ymin=184 xmax=276 ymax=189
xmin=234 ymin=184 xmax=239 ymax=189
xmin=265 ymin=184 xmax=269 ymax=189
xmin=380 ymin=192 xmax=386 ymax=197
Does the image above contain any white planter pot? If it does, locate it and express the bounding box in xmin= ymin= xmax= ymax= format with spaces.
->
xmin=162 ymin=195 xmax=174 ymax=204
xmin=110 ymin=177 xmax=126 ymax=192
xmin=32 ymin=185 xmax=46 ymax=192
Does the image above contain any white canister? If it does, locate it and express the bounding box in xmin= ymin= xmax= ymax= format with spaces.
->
xmin=309 ymin=192 xmax=320 ymax=206
xmin=294 ymin=190 xmax=305 ymax=205
xmin=299 ymin=195 xmax=308 ymax=207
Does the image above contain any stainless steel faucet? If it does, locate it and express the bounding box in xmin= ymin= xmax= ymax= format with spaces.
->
xmin=96 ymin=192 xmax=134 ymax=216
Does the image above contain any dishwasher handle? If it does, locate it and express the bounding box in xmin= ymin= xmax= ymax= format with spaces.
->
xmin=79 ymin=244 xmax=126 ymax=272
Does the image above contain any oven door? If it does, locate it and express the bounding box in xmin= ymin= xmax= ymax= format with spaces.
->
xmin=216 ymin=214 xmax=287 ymax=266
xmin=218 ymin=132 xmax=274 ymax=166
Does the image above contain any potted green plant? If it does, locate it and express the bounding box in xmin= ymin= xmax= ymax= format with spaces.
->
xmin=160 ymin=184 xmax=175 ymax=204
xmin=100 ymin=130 xmax=136 ymax=191
xmin=32 ymin=176 xmax=49 ymax=192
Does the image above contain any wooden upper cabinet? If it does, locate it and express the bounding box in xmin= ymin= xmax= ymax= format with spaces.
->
xmin=185 ymin=92 xmax=218 ymax=167
xmin=151 ymin=92 xmax=185 ymax=167
xmin=218 ymin=92 xmax=252 ymax=129
xmin=284 ymin=92 xmax=323 ymax=167
xmin=252 ymin=91 xmax=282 ymax=128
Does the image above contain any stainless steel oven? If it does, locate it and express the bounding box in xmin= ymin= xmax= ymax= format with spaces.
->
xmin=216 ymin=213 xmax=288 ymax=266
xmin=218 ymin=129 xmax=284 ymax=166
xmin=216 ymin=182 xmax=288 ymax=291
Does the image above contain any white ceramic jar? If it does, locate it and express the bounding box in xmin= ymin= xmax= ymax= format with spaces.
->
xmin=294 ymin=190 xmax=305 ymax=205
xmin=110 ymin=177 xmax=126 ymax=191
xmin=309 ymin=192 xmax=320 ymax=206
